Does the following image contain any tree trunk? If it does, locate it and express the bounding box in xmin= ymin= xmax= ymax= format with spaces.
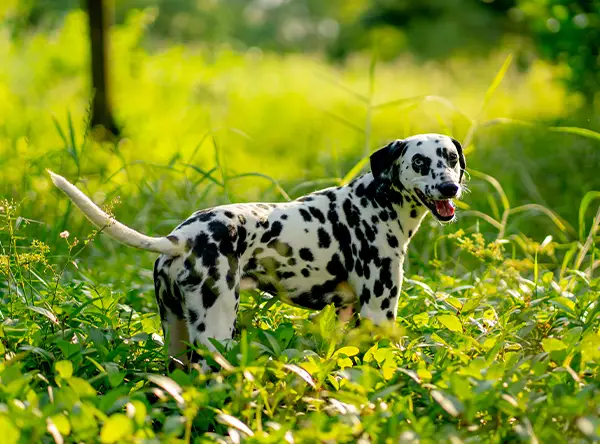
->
xmin=87 ymin=0 xmax=119 ymax=136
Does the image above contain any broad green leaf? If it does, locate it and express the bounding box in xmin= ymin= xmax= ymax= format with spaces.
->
xmin=0 ymin=416 xmax=20 ymax=444
xmin=541 ymin=338 xmax=567 ymax=352
xmin=100 ymin=414 xmax=134 ymax=444
xmin=437 ymin=314 xmax=463 ymax=333
xmin=333 ymin=346 xmax=359 ymax=358
xmin=549 ymin=297 xmax=575 ymax=314
xmin=412 ymin=312 xmax=429 ymax=327
xmin=50 ymin=414 xmax=71 ymax=436
xmin=363 ymin=344 xmax=378 ymax=363
xmin=55 ymin=360 xmax=73 ymax=379
xmin=67 ymin=377 xmax=97 ymax=398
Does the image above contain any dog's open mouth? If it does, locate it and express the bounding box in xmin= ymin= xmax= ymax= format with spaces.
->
xmin=415 ymin=189 xmax=455 ymax=222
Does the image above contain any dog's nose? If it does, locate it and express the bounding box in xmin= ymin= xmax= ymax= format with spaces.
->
xmin=438 ymin=182 xmax=459 ymax=198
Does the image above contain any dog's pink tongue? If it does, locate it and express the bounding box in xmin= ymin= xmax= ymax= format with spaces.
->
xmin=435 ymin=200 xmax=455 ymax=217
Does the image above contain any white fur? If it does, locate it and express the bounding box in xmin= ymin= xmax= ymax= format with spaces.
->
xmin=48 ymin=170 xmax=182 ymax=256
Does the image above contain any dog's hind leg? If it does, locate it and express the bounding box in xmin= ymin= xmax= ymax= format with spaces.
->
xmin=180 ymin=264 xmax=241 ymax=369
xmin=154 ymin=257 xmax=189 ymax=370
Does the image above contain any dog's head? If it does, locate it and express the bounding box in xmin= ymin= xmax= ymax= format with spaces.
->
xmin=370 ymin=133 xmax=466 ymax=222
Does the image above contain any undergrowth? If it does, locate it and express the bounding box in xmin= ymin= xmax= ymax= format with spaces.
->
xmin=0 ymin=11 xmax=599 ymax=443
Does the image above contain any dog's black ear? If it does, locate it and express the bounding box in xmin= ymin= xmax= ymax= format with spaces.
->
xmin=451 ymin=138 xmax=466 ymax=182
xmin=370 ymin=140 xmax=404 ymax=181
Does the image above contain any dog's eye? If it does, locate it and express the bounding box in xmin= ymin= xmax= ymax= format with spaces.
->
xmin=448 ymin=153 xmax=458 ymax=164
xmin=413 ymin=159 xmax=424 ymax=167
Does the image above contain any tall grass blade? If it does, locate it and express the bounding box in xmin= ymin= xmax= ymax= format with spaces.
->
xmin=226 ymin=173 xmax=291 ymax=201
xmin=469 ymin=170 xmax=510 ymax=213
xmin=549 ymin=126 xmax=600 ymax=141
xmin=341 ymin=155 xmax=370 ymax=185
xmin=181 ymin=164 xmax=224 ymax=187
xmin=509 ymin=204 xmax=576 ymax=241
xmin=481 ymin=54 xmax=513 ymax=115
xmin=578 ymin=191 xmax=600 ymax=241
xmin=321 ymin=110 xmax=365 ymax=134
xmin=315 ymin=71 xmax=369 ymax=104
xmin=481 ymin=118 xmax=600 ymax=143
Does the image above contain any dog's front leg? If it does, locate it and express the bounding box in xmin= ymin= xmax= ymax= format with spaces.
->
xmin=358 ymin=267 xmax=402 ymax=325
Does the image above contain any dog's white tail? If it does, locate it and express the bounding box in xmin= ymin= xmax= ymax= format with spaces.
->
xmin=48 ymin=170 xmax=183 ymax=256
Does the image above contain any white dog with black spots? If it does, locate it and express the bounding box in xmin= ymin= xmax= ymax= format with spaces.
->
xmin=49 ymin=133 xmax=466 ymax=370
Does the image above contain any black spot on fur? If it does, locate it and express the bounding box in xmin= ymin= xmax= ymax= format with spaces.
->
xmin=188 ymin=308 xmax=199 ymax=324
xmin=308 ymin=207 xmax=326 ymax=224
xmin=387 ymin=234 xmax=399 ymax=248
xmin=317 ymin=228 xmax=331 ymax=248
xmin=360 ymin=286 xmax=371 ymax=305
xmin=326 ymin=253 xmax=347 ymax=279
xmin=299 ymin=248 xmax=314 ymax=262
xmin=278 ymin=271 xmax=296 ymax=280
xmin=410 ymin=209 xmax=417 ymax=218
xmin=260 ymin=221 xmax=283 ymax=243
xmin=374 ymin=280 xmax=384 ymax=297
xmin=343 ymin=199 xmax=360 ymax=227
xmin=201 ymin=279 xmax=219 ymax=309
xmin=412 ymin=154 xmax=432 ymax=176
xmin=301 ymin=268 xmax=310 ymax=277
xmin=299 ymin=209 xmax=312 ymax=222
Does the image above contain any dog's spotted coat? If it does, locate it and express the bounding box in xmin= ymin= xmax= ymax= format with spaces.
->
xmin=50 ymin=133 xmax=466 ymax=369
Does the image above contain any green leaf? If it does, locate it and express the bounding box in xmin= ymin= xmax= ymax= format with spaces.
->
xmin=541 ymin=338 xmax=567 ymax=352
xmin=100 ymin=414 xmax=134 ymax=444
xmin=55 ymin=360 xmax=73 ymax=379
xmin=437 ymin=314 xmax=463 ymax=332
xmin=412 ymin=312 xmax=429 ymax=328
xmin=67 ymin=377 xmax=97 ymax=398
xmin=333 ymin=346 xmax=360 ymax=358
xmin=0 ymin=416 xmax=20 ymax=444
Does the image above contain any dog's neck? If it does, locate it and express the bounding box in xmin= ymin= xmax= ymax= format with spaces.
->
xmin=348 ymin=173 xmax=429 ymax=245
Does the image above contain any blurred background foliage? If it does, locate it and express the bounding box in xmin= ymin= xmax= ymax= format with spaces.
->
xmin=0 ymin=0 xmax=599 ymax=252
xmin=3 ymin=0 xmax=600 ymax=101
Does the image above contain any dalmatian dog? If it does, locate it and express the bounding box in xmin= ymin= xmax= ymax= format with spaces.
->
xmin=49 ymin=133 xmax=465 ymax=369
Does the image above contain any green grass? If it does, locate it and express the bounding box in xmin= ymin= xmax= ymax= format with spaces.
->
xmin=1 ymin=10 xmax=600 ymax=443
